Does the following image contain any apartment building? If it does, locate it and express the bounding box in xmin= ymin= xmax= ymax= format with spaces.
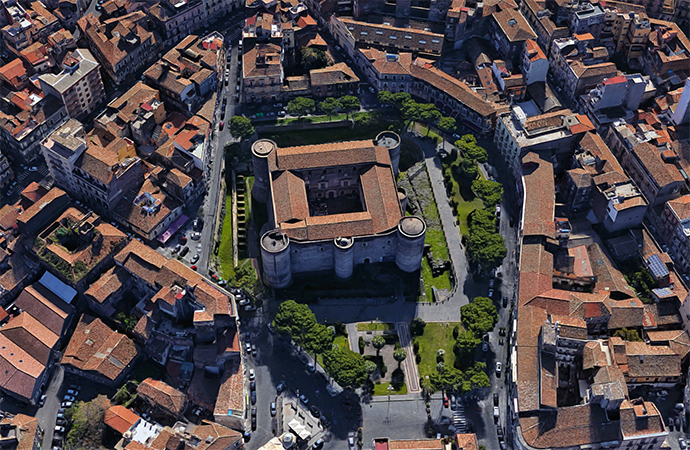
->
xmin=1 ymin=1 xmax=59 ymax=52
xmin=520 ymin=39 xmax=549 ymax=84
xmin=519 ymin=0 xmax=569 ymax=52
xmin=242 ymin=41 xmax=283 ymax=103
xmin=148 ymin=0 xmax=205 ymax=45
xmin=38 ymin=49 xmax=106 ymax=119
xmin=41 ymin=119 xmax=145 ymax=214
xmin=0 ymin=92 xmax=68 ymax=163
xmin=642 ymin=21 xmax=690 ymax=80
xmin=144 ymin=33 xmax=223 ymax=113
xmin=494 ymin=103 xmax=594 ymax=176
xmin=0 ymin=153 xmax=13 ymax=189
xmin=358 ymin=48 xmax=412 ymax=93
xmin=569 ymin=1 xmax=605 ymax=38
xmin=659 ymin=195 xmax=690 ymax=276
xmin=581 ymin=74 xmax=650 ymax=128
xmin=599 ymin=1 xmax=648 ymax=53
xmin=564 ymin=132 xmax=648 ymax=231
xmin=605 ymin=120 xmax=684 ymax=207
xmin=309 ymin=62 xmax=360 ymax=98
xmin=0 ymin=58 xmax=29 ymax=90
xmin=329 ymin=16 xmax=444 ymax=60
xmin=490 ymin=9 xmax=537 ymax=67
xmin=77 ymin=11 xmax=159 ymax=85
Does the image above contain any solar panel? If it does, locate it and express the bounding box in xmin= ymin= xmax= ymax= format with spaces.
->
xmin=646 ymin=254 xmax=669 ymax=279
xmin=652 ymin=287 xmax=673 ymax=298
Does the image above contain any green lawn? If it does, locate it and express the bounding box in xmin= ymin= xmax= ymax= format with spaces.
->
xmin=373 ymin=382 xmax=408 ymax=396
xmin=277 ymin=113 xmax=348 ymax=125
xmin=421 ymin=259 xmax=452 ymax=302
xmin=444 ymin=165 xmax=485 ymax=236
xmin=218 ymin=191 xmax=233 ymax=278
xmin=357 ymin=322 xmax=395 ymax=332
xmin=414 ymin=322 xmax=463 ymax=379
xmin=333 ymin=334 xmax=349 ymax=351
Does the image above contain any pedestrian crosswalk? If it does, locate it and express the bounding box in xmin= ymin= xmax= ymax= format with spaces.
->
xmin=6 ymin=165 xmax=50 ymax=196
xmin=452 ymin=401 xmax=468 ymax=433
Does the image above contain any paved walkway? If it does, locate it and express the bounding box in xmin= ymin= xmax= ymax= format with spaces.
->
xmin=420 ymin=137 xmax=470 ymax=314
xmin=396 ymin=322 xmax=421 ymax=394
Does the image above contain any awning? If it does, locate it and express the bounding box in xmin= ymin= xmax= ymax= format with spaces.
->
xmin=158 ymin=214 xmax=188 ymax=243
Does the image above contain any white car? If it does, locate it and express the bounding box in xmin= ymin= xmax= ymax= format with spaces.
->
xmin=61 ymin=401 xmax=73 ymax=408
xmin=493 ymin=406 xmax=500 ymax=417
xmin=63 ymin=395 xmax=75 ymax=402
xmin=495 ymin=362 xmax=502 ymax=377
xmin=348 ymin=436 xmax=355 ymax=450
xmin=191 ymin=232 xmax=202 ymax=240
xmin=249 ymin=369 xmax=255 ymax=380
xmin=54 ymin=426 xmax=65 ymax=434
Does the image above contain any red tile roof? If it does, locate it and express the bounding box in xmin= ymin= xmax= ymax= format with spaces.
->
xmin=104 ymin=405 xmax=140 ymax=434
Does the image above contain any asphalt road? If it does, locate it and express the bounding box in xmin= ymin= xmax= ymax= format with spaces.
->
xmin=198 ymin=41 xmax=239 ymax=274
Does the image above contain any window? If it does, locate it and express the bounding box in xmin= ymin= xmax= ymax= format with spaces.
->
xmin=419 ymin=40 xmax=426 ymax=44
xmin=405 ymin=35 xmax=411 ymax=39
xmin=390 ymin=35 xmax=397 ymax=39
xmin=376 ymin=30 xmax=383 ymax=35
xmin=361 ymin=31 xmax=368 ymax=35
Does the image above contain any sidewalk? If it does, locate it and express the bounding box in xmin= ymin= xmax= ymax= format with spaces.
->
xmin=396 ymin=322 xmax=421 ymax=394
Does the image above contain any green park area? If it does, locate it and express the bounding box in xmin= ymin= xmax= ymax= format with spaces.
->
xmin=413 ymin=321 xmax=463 ymax=379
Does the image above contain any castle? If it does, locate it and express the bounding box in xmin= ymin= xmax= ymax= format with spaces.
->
xmin=251 ymin=132 xmax=427 ymax=288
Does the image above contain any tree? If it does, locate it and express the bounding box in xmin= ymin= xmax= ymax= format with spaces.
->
xmin=339 ymin=95 xmax=360 ymax=119
xmin=300 ymin=47 xmax=328 ymax=71
xmin=322 ymin=347 xmax=367 ymax=389
xmin=393 ymin=348 xmax=407 ymax=368
xmin=453 ymin=330 xmax=481 ymax=363
xmin=461 ymin=362 xmax=491 ymax=393
xmin=409 ymin=317 xmax=426 ymax=336
xmin=461 ymin=296 xmax=498 ymax=338
xmin=420 ymin=376 xmax=436 ymax=396
xmin=305 ymin=323 xmax=335 ymax=357
xmin=461 ymin=158 xmax=479 ymax=180
xmin=377 ymin=90 xmax=394 ymax=107
xmin=418 ymin=103 xmax=441 ymax=136
xmin=371 ymin=335 xmax=386 ymax=356
xmin=429 ymin=366 xmax=463 ymax=392
xmin=455 ymin=135 xmax=488 ymax=163
xmin=614 ymin=328 xmax=643 ymax=342
xmin=228 ymin=116 xmax=255 ymax=140
xmin=66 ymin=395 xmax=111 ymax=449
xmin=467 ymin=230 xmax=507 ymax=269
xmin=272 ymin=300 xmax=317 ymax=348
xmin=364 ymin=360 xmax=378 ymax=375
xmin=400 ymin=100 xmax=421 ymax=125
xmin=317 ymin=97 xmax=341 ymax=119
xmin=391 ymin=92 xmax=412 ymax=109
xmin=287 ymin=97 xmax=315 ymax=119
xmin=472 ymin=179 xmax=504 ymax=208
xmin=468 ymin=208 xmax=497 ymax=232
xmin=437 ymin=116 xmax=456 ymax=146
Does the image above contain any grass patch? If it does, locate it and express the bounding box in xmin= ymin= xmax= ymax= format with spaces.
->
xmin=444 ymin=164 xmax=485 ymax=236
xmin=373 ymin=382 xmax=408 ymax=396
xmin=277 ymin=113 xmax=348 ymax=124
xmin=414 ymin=322 xmax=463 ymax=379
xmin=357 ymin=322 xmax=395 ymax=332
xmin=421 ymin=259 xmax=452 ymax=301
xmin=218 ymin=191 xmax=233 ymax=277
xmin=416 ymin=123 xmax=443 ymax=144
xmin=333 ymin=334 xmax=349 ymax=350
xmin=425 ymin=227 xmax=449 ymax=260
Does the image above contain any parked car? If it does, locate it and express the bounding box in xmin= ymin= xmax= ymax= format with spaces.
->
xmin=251 ymin=344 xmax=257 ymax=357
xmin=313 ymin=439 xmax=324 ymax=449
xmin=310 ymin=405 xmax=320 ymax=418
xmin=251 ymin=415 xmax=256 ymax=430
xmin=306 ymin=363 xmax=316 ymax=373
xmin=299 ymin=394 xmax=309 ymax=405
xmin=239 ymin=299 xmax=250 ymax=306
xmin=191 ymin=254 xmax=200 ymax=264
xmin=250 ymin=391 xmax=256 ymax=405
xmin=249 ymin=369 xmax=255 ymax=380
xmin=250 ymin=380 xmax=256 ymax=391
xmin=270 ymin=402 xmax=277 ymax=416
xmin=172 ymin=244 xmax=181 ymax=253
xmin=180 ymin=247 xmax=190 ymax=257
xmin=493 ymin=406 xmax=500 ymax=419
xmin=220 ymin=121 xmax=224 ymax=131
xmin=443 ymin=396 xmax=449 ymax=408
xmin=494 ymin=393 xmax=499 ymax=406
xmin=66 ymin=389 xmax=78 ymax=396
xmin=63 ymin=395 xmax=75 ymax=402
xmin=54 ymin=426 xmax=65 ymax=434
xmin=191 ymin=232 xmax=202 ymax=240
xmin=495 ymin=362 xmax=502 ymax=377
xmin=244 ymin=304 xmax=257 ymax=312
xmin=276 ymin=381 xmax=286 ymax=393
xmin=489 ymin=278 xmax=495 ymax=288
xmin=348 ymin=435 xmax=355 ymax=450
xmin=39 ymin=395 xmax=46 ymax=406
xmin=482 ymin=342 xmax=488 ymax=352
xmin=320 ymin=416 xmax=330 ymax=427
xmin=488 ymin=288 xmax=494 ymax=298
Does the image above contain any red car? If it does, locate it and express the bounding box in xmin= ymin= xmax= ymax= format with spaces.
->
xmin=179 ymin=236 xmax=187 ymax=243
xmin=443 ymin=396 xmax=449 ymax=408
xmin=191 ymin=265 xmax=197 ymax=271
xmin=220 ymin=121 xmax=225 ymax=131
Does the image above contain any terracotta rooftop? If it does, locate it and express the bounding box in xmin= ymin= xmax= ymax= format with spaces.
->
xmin=0 ymin=312 xmax=59 ymax=365
xmin=0 ymin=333 xmax=44 ymax=401
xmin=492 ymin=9 xmax=536 ymax=42
xmin=309 ymin=62 xmax=359 ymax=86
xmin=12 ymin=284 xmax=72 ymax=336
xmin=361 ymin=48 xmax=412 ymax=76
xmin=104 ymin=405 xmax=140 ymax=434
xmin=85 ymin=266 xmax=127 ymax=304
xmin=388 ymin=439 xmax=443 ymax=450
xmin=61 ymin=314 xmax=138 ymax=381
xmin=213 ymin=359 xmax=245 ymax=418
xmin=114 ymin=178 xmax=181 ymax=236
xmin=137 ymin=378 xmax=186 ymax=415
xmin=115 ymin=239 xmax=168 ymax=286
xmin=620 ymin=400 xmax=666 ymax=438
xmin=521 ymin=152 xmax=555 ymax=239
xmin=242 ymin=41 xmax=281 ymax=79
xmin=267 ymin=140 xmax=403 ymax=240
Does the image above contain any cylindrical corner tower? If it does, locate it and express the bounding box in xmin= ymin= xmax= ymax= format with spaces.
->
xmin=375 ymin=131 xmax=401 ymax=177
xmin=251 ymin=139 xmax=276 ymax=203
xmin=260 ymin=229 xmax=292 ymax=288
xmin=333 ymin=236 xmax=355 ymax=279
xmin=395 ymin=216 xmax=426 ymax=273
xmin=397 ymin=187 xmax=407 ymax=213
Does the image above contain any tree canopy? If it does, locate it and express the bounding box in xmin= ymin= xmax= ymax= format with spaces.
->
xmin=300 ymin=47 xmax=328 ymax=71
xmin=66 ymin=395 xmax=111 ymax=450
xmin=613 ymin=328 xmax=643 ymax=342
xmin=371 ymin=335 xmax=386 ymax=356
xmin=472 ymin=179 xmax=503 ymax=208
xmin=461 ymin=296 xmax=498 ymax=338
xmin=409 ymin=317 xmax=426 ymax=336
xmin=322 ymin=347 xmax=367 ymax=389
xmin=287 ymin=97 xmax=315 ymax=118
xmin=429 ymin=361 xmax=490 ymax=393
xmin=466 ymin=229 xmax=507 ymax=268
xmin=438 ymin=116 xmax=457 ymax=137
xmin=453 ymin=329 xmax=481 ymax=362
xmin=305 ymin=323 xmax=335 ymax=355
xmin=339 ymin=95 xmax=360 ymax=118
xmin=272 ymin=300 xmax=317 ymax=347
xmin=317 ymin=97 xmax=341 ymax=118
xmin=228 ymin=116 xmax=254 ymax=140
xmin=455 ymin=134 xmax=488 ymax=163
xmin=461 ymin=158 xmax=479 ymax=180
xmin=393 ymin=348 xmax=407 ymax=367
